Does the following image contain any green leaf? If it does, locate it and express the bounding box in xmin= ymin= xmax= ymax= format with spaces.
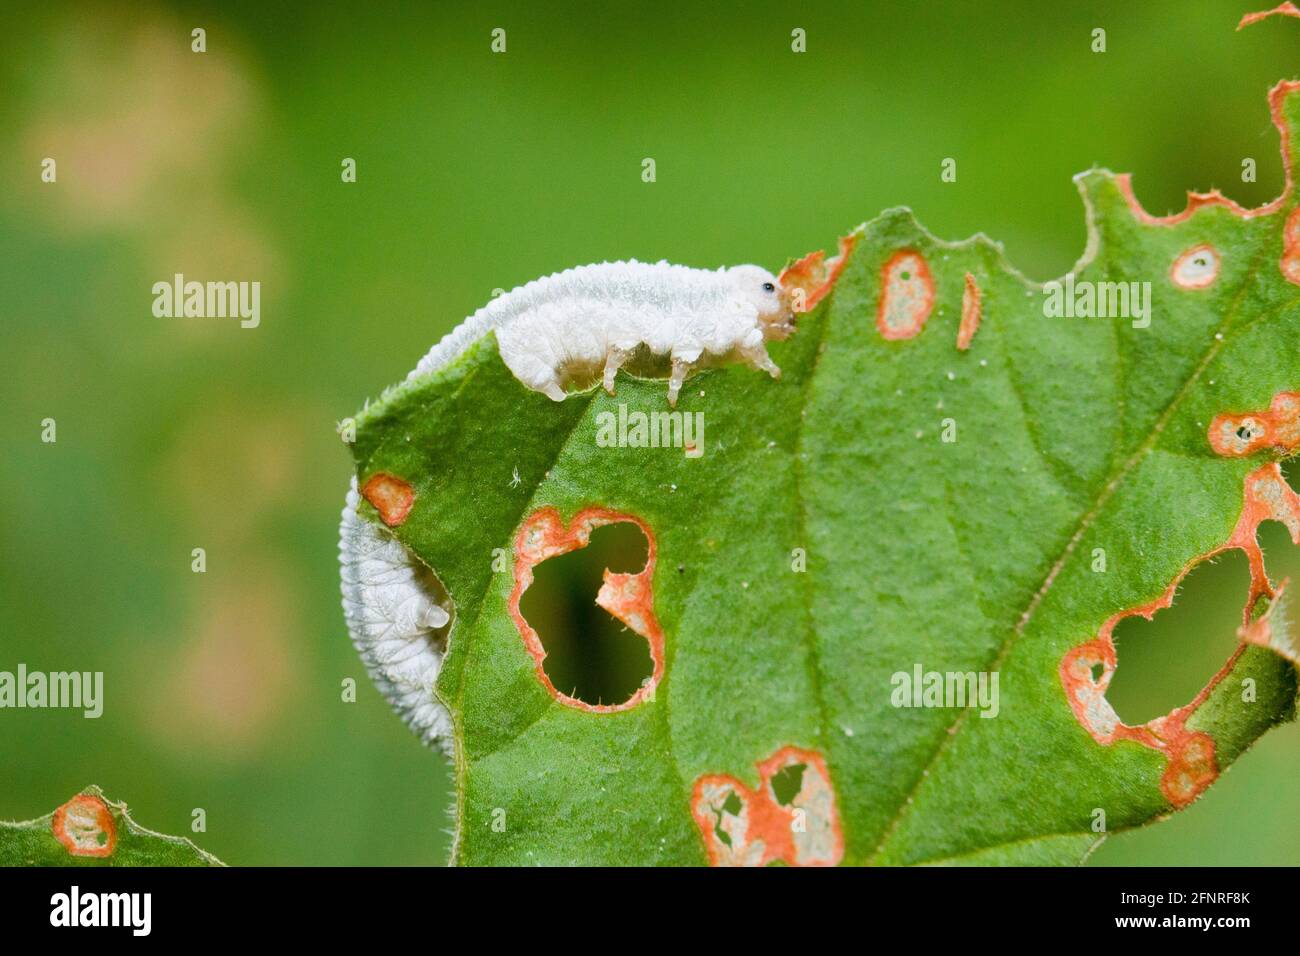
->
xmin=343 ymin=82 xmax=1300 ymax=866
xmin=0 ymin=787 xmax=222 ymax=866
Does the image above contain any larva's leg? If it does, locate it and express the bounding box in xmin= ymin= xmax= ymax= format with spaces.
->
xmin=744 ymin=344 xmax=782 ymax=380
xmin=602 ymin=346 xmax=628 ymax=395
xmin=502 ymin=345 xmax=567 ymax=402
xmin=667 ymin=357 xmax=691 ymax=407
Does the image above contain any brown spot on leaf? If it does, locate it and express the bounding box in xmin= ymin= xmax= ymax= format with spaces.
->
xmin=957 ymin=272 xmax=981 ymax=350
xmin=691 ymin=746 xmax=843 ymax=867
xmin=52 ymin=794 xmax=117 ymax=858
xmin=778 ymin=232 xmax=859 ymax=314
xmin=509 ymin=507 xmax=664 ymax=712
xmin=1207 ymin=390 xmax=1300 ymax=457
xmin=1170 ymin=243 xmax=1220 ymax=290
xmin=876 ymin=250 xmax=935 ymax=341
xmin=362 ymin=472 xmax=415 ymax=527
xmin=1060 ymin=461 xmax=1300 ymax=807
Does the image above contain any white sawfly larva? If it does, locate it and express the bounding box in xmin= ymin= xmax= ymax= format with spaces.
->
xmin=339 ymin=480 xmax=455 ymax=753
xmin=341 ymin=259 xmax=795 ymax=752
xmin=408 ymin=259 xmax=796 ymax=406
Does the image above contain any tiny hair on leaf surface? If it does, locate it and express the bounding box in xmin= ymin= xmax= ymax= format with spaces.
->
xmin=339 ymin=18 xmax=1300 ymax=866
xmin=0 ymin=786 xmax=223 ymax=866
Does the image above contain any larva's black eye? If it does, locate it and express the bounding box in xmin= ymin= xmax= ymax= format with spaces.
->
xmin=762 ymin=282 xmax=776 ymax=293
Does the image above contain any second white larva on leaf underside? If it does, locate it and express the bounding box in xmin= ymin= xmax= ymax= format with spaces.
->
xmin=408 ymin=260 xmax=797 ymax=405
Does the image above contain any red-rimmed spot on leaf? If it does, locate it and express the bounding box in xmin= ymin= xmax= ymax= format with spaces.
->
xmin=361 ymin=472 xmax=415 ymax=527
xmin=876 ymin=249 xmax=935 ymax=341
xmin=1060 ymin=461 xmax=1300 ymax=807
xmin=1207 ymin=389 xmax=1300 ymax=457
xmin=1061 ymin=622 xmax=1226 ymax=810
xmin=509 ymin=506 xmax=664 ymax=712
xmin=691 ymin=746 xmax=843 ymax=867
xmin=778 ymin=232 xmax=860 ymax=314
xmin=957 ymin=272 xmax=981 ymax=350
xmin=1161 ymin=731 xmax=1218 ymax=808
xmin=1170 ymin=243 xmax=1221 ymax=290
xmin=1116 ymin=78 xmax=1300 ymax=227
xmin=51 ymin=793 xmax=116 ymax=858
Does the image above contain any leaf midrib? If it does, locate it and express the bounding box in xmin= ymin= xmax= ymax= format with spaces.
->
xmin=864 ymin=209 xmax=1285 ymax=864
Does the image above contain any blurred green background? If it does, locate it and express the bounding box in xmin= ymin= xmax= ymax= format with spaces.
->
xmin=0 ymin=0 xmax=1296 ymax=865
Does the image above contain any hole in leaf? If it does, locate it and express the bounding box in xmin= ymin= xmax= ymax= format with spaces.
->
xmin=715 ymin=791 xmax=743 ymax=847
xmin=1281 ymin=455 xmax=1297 ymax=489
xmin=1258 ymin=518 xmax=1299 ymax=592
xmin=769 ymin=763 xmax=806 ymax=806
xmin=1107 ymin=551 xmax=1251 ymax=726
xmin=518 ymin=522 xmax=652 ymax=707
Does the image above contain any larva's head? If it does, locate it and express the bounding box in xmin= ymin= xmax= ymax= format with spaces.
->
xmin=727 ymin=264 xmax=797 ymax=340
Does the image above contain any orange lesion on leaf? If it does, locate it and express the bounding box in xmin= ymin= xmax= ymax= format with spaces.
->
xmin=1060 ymin=603 xmax=1225 ymax=809
xmin=1207 ymin=390 xmax=1300 ymax=457
xmin=509 ymin=506 xmax=664 ymax=712
xmin=52 ymin=793 xmax=117 ymax=858
xmin=1161 ymin=731 xmax=1218 ymax=807
xmin=1170 ymin=243 xmax=1221 ymax=290
xmin=1115 ymin=79 xmax=1300 ymax=226
xmin=361 ymin=472 xmax=415 ymax=527
xmin=691 ymin=746 xmax=844 ymax=867
xmin=1060 ymin=455 xmax=1300 ymax=808
xmin=1230 ymin=465 xmax=1300 ymax=614
xmin=876 ymin=250 xmax=935 ymax=341
xmin=778 ymin=232 xmax=860 ymax=314
xmin=957 ymin=272 xmax=981 ymax=350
